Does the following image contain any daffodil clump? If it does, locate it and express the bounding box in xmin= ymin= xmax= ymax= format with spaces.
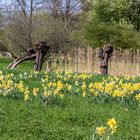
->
xmin=93 ymin=118 xmax=117 ymax=139
xmin=0 ymin=70 xmax=140 ymax=108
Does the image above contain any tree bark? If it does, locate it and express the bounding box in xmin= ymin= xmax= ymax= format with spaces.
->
xmin=7 ymin=54 xmax=36 ymax=69
xmin=99 ymin=44 xmax=113 ymax=75
xmin=34 ymin=49 xmax=45 ymax=71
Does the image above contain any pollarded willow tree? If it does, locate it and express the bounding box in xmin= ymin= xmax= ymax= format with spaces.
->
xmin=98 ymin=44 xmax=113 ymax=75
xmin=7 ymin=41 xmax=50 ymax=71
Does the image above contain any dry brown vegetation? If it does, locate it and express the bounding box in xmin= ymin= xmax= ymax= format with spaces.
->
xmin=47 ymin=48 xmax=140 ymax=76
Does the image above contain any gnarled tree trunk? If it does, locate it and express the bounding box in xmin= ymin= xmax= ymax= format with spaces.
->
xmin=34 ymin=41 xmax=50 ymax=71
xmin=98 ymin=44 xmax=113 ymax=75
xmin=7 ymin=41 xmax=50 ymax=71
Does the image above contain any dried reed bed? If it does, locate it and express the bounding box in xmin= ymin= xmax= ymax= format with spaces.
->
xmin=49 ymin=47 xmax=140 ymax=76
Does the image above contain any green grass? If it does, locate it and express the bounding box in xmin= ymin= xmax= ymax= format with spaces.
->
xmin=0 ymin=59 xmax=140 ymax=140
xmin=0 ymin=58 xmax=34 ymax=71
xmin=0 ymin=96 xmax=140 ymax=140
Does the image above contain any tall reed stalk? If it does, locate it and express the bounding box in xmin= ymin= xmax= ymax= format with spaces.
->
xmin=48 ymin=47 xmax=140 ymax=76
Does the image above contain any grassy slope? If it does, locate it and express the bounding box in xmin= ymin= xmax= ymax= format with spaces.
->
xmin=0 ymin=97 xmax=140 ymax=140
xmin=0 ymin=59 xmax=140 ymax=140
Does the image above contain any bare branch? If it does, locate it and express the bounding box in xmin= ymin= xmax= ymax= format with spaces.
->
xmin=0 ymin=42 xmax=17 ymax=58
xmin=33 ymin=0 xmax=48 ymax=10
xmin=16 ymin=0 xmax=28 ymax=19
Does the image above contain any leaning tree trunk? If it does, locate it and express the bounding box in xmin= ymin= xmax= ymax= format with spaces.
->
xmin=7 ymin=54 xmax=36 ymax=69
xmin=98 ymin=44 xmax=113 ymax=75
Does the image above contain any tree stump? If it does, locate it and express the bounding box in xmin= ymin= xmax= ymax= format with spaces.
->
xmin=98 ymin=44 xmax=113 ymax=75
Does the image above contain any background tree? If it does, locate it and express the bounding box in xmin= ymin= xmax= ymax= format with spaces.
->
xmin=0 ymin=0 xmax=140 ymax=58
xmin=85 ymin=0 xmax=140 ymax=49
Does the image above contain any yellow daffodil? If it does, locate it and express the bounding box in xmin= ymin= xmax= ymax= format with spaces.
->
xmin=33 ymin=88 xmax=39 ymax=96
xmin=82 ymin=91 xmax=86 ymax=97
xmin=111 ymin=126 xmax=117 ymax=135
xmin=107 ymin=118 xmax=117 ymax=128
xmin=96 ymin=126 xmax=106 ymax=136
xmin=60 ymin=94 xmax=64 ymax=99
xmin=24 ymin=94 xmax=29 ymax=101
xmin=135 ymin=94 xmax=140 ymax=101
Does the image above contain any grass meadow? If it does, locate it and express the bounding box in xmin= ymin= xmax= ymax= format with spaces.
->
xmin=0 ymin=58 xmax=140 ymax=140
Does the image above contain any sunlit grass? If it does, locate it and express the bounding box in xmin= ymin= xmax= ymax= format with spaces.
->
xmin=0 ymin=59 xmax=140 ymax=139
